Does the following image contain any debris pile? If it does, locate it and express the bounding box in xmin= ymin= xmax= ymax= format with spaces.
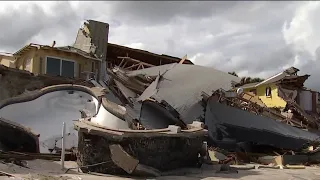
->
xmin=2 ymin=17 xmax=320 ymax=177
xmin=2 ymin=59 xmax=320 ymax=177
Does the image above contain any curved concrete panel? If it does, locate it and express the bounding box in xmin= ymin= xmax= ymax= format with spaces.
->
xmin=0 ymin=90 xmax=98 ymax=153
xmin=0 ymin=84 xmax=130 ymax=153
xmin=91 ymin=102 xmax=129 ymax=129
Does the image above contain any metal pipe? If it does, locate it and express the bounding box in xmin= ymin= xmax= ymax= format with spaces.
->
xmin=61 ymin=122 xmax=66 ymax=170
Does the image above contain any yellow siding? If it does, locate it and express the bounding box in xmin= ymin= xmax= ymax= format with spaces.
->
xmin=15 ymin=48 xmax=100 ymax=78
xmin=244 ymin=83 xmax=287 ymax=108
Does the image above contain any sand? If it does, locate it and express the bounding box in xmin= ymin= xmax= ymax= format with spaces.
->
xmin=0 ymin=160 xmax=319 ymax=180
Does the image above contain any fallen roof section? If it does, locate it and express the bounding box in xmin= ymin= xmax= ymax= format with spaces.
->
xmin=204 ymin=94 xmax=320 ymax=151
xmin=127 ymin=63 xmax=240 ymax=123
xmin=253 ymin=67 xmax=307 ymax=87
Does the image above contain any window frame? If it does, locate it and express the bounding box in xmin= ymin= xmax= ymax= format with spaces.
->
xmin=45 ymin=56 xmax=76 ymax=77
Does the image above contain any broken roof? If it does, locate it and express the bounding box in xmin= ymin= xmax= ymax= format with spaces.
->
xmin=238 ymin=82 xmax=259 ymax=89
xmin=241 ymin=67 xmax=309 ymax=88
xmin=107 ymin=43 xmax=193 ymax=66
xmin=127 ymin=63 xmax=240 ymax=123
xmin=14 ymin=43 xmax=101 ymax=61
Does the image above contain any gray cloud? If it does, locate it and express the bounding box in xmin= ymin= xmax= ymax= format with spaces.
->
xmin=109 ymin=1 xmax=241 ymax=26
xmin=1 ymin=1 xmax=320 ymax=91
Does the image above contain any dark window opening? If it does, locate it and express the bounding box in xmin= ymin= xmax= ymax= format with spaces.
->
xmin=266 ymin=87 xmax=272 ymax=97
xmin=46 ymin=57 xmax=75 ymax=78
xmin=61 ymin=60 xmax=75 ymax=78
xmin=46 ymin=57 xmax=60 ymax=76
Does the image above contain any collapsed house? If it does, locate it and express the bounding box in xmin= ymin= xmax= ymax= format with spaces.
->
xmin=105 ymin=64 xmax=320 ymax=153
xmin=1 ymin=19 xmax=320 ymax=177
xmin=238 ymin=67 xmax=320 ymax=129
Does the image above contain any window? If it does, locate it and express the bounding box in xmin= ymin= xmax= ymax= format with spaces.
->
xmin=266 ymin=87 xmax=272 ymax=97
xmin=61 ymin=60 xmax=75 ymax=78
xmin=46 ymin=57 xmax=75 ymax=78
xmin=249 ymin=89 xmax=257 ymax=95
xmin=46 ymin=57 xmax=60 ymax=76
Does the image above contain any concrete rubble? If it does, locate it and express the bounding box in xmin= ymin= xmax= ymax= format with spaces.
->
xmin=1 ymin=19 xmax=320 ymax=179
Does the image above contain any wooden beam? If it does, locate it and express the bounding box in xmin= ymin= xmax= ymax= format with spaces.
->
xmin=121 ymin=61 xmax=128 ymax=68
xmin=118 ymin=56 xmax=154 ymax=67
xmin=125 ymin=63 xmax=140 ymax=70
xmin=118 ymin=59 xmax=125 ymax=67
xmin=179 ymin=54 xmax=187 ymax=64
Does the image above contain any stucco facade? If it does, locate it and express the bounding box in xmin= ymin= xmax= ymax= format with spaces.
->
xmin=0 ymin=53 xmax=15 ymax=68
xmin=14 ymin=44 xmax=101 ymax=79
xmin=243 ymin=83 xmax=287 ymax=108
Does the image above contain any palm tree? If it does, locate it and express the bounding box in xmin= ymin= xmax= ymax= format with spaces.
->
xmin=229 ymin=71 xmax=264 ymax=86
xmin=228 ymin=71 xmax=238 ymax=77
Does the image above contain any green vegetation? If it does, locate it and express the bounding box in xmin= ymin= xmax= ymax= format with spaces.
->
xmin=228 ymin=71 xmax=264 ymax=86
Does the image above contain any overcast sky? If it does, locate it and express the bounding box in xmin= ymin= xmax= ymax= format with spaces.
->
xmin=1 ymin=1 xmax=320 ymax=90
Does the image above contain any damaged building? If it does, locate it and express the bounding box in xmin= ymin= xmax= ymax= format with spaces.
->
xmin=239 ymin=67 xmax=320 ymax=129
xmin=1 ymin=19 xmax=320 ymax=177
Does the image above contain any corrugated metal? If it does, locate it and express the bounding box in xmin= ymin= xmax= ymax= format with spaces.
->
xmin=127 ymin=63 xmax=240 ymax=123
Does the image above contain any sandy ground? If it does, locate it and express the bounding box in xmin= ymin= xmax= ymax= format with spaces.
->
xmin=0 ymin=160 xmax=320 ymax=180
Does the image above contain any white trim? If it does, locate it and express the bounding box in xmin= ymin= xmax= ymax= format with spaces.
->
xmin=45 ymin=56 xmax=77 ymax=77
xmin=254 ymin=72 xmax=285 ymax=87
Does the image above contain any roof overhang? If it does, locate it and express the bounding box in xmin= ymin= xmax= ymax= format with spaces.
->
xmin=14 ymin=43 xmax=101 ymax=62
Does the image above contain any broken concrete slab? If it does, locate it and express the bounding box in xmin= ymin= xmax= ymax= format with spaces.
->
xmin=109 ymin=144 xmax=139 ymax=174
xmin=257 ymin=156 xmax=283 ymax=166
xmin=167 ymin=125 xmax=181 ymax=133
xmin=75 ymin=119 xmax=207 ymax=176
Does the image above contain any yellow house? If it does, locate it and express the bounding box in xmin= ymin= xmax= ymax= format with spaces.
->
xmin=0 ymin=52 xmax=16 ymax=68
xmin=13 ymin=43 xmax=101 ymax=79
xmin=240 ymin=82 xmax=287 ymax=108
xmin=239 ymin=67 xmax=309 ymax=109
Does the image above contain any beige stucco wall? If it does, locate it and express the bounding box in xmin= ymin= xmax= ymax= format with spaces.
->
xmin=0 ymin=55 xmax=16 ymax=68
xmin=15 ymin=47 xmax=100 ymax=78
xmin=15 ymin=48 xmax=36 ymax=71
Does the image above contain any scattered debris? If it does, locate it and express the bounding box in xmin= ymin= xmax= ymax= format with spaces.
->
xmin=2 ymin=19 xmax=320 ymax=179
xmin=75 ymin=119 xmax=207 ymax=176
